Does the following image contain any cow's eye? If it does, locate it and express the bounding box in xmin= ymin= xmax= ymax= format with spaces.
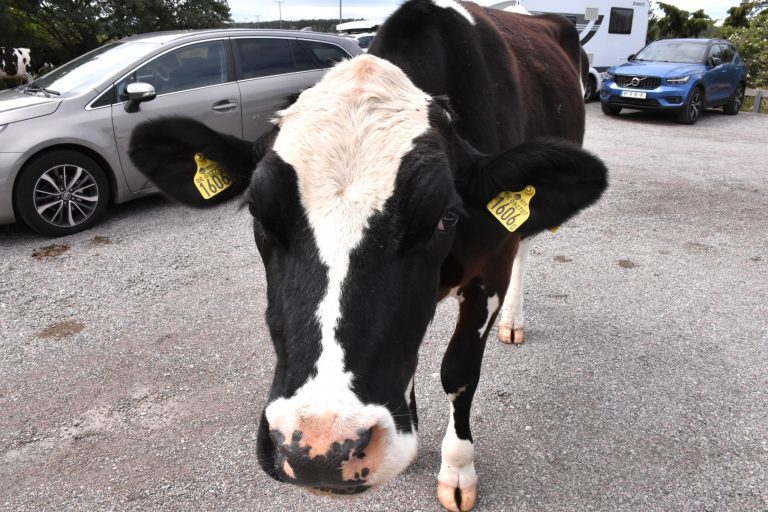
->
xmin=437 ymin=208 xmax=460 ymax=232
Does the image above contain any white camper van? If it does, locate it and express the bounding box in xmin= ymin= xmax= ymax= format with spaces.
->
xmin=478 ymin=0 xmax=649 ymax=71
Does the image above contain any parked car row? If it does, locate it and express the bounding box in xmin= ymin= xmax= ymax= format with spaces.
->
xmin=0 ymin=29 xmax=363 ymax=236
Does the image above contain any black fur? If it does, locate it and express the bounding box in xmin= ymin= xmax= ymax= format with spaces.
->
xmin=463 ymin=140 xmax=608 ymax=237
xmin=129 ymin=117 xmax=273 ymax=207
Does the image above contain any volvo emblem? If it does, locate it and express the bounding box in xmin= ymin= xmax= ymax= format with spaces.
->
xmin=629 ymin=76 xmax=644 ymax=87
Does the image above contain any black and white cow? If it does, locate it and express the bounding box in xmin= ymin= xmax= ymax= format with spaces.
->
xmin=0 ymin=47 xmax=52 ymax=84
xmin=1 ymin=47 xmax=32 ymax=83
xmin=128 ymin=1 xmax=608 ymax=510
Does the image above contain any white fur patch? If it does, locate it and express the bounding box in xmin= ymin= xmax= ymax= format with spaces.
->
xmin=266 ymin=54 xmax=431 ymax=485
xmin=447 ymin=385 xmax=467 ymax=402
xmin=478 ymin=293 xmax=500 ymax=337
xmin=500 ymin=237 xmax=531 ymax=330
xmin=432 ymin=0 xmax=476 ymax=24
xmin=438 ymin=402 xmax=477 ymax=489
xmin=405 ymin=375 xmax=415 ymax=407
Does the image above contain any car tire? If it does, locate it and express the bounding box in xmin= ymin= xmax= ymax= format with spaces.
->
xmin=584 ymin=77 xmax=596 ymax=103
xmin=601 ymin=102 xmax=621 ymax=115
xmin=15 ymin=150 xmax=110 ymax=237
xmin=723 ymin=84 xmax=744 ymax=115
xmin=677 ymin=87 xmax=704 ymax=125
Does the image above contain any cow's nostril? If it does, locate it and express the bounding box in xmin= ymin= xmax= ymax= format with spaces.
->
xmin=352 ymin=427 xmax=373 ymax=455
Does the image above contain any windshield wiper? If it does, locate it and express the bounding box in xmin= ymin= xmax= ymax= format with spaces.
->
xmin=25 ymin=84 xmax=60 ymax=96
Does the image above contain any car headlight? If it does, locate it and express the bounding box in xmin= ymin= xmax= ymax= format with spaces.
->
xmin=602 ymin=70 xmax=614 ymax=81
xmin=667 ymin=76 xmax=691 ymax=85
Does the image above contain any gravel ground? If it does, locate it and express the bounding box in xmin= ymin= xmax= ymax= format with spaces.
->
xmin=1 ymin=103 xmax=767 ymax=511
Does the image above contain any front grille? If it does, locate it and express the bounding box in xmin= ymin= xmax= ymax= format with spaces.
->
xmin=615 ymin=75 xmax=662 ymax=90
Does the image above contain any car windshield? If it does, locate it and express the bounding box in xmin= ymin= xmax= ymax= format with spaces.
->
xmin=634 ymin=40 xmax=708 ymax=64
xmin=29 ymin=41 xmax=161 ymax=96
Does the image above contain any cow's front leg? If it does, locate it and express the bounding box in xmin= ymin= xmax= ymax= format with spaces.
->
xmin=438 ymin=280 xmax=501 ymax=512
xmin=499 ymin=237 xmax=531 ymax=345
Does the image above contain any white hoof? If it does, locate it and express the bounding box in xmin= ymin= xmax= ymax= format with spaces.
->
xmin=498 ymin=324 xmax=524 ymax=344
xmin=438 ymin=481 xmax=477 ymax=511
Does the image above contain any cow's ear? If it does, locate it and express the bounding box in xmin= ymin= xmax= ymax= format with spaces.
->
xmin=129 ymin=117 xmax=277 ymax=208
xmin=461 ymin=140 xmax=608 ymax=237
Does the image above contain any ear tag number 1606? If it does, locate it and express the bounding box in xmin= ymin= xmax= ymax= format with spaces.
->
xmin=486 ymin=186 xmax=535 ymax=232
xmin=193 ymin=153 xmax=233 ymax=200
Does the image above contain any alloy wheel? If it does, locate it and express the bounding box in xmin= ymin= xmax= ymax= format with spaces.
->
xmin=33 ymin=164 xmax=100 ymax=228
xmin=733 ymin=86 xmax=744 ymax=112
xmin=688 ymin=90 xmax=703 ymax=122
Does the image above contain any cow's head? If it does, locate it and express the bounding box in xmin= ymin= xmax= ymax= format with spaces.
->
xmin=129 ymin=54 xmax=606 ymax=494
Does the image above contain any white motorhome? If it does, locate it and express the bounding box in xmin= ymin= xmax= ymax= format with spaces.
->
xmin=478 ymin=0 xmax=649 ymax=71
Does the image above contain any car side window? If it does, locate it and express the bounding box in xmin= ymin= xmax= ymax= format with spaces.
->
xmin=291 ymin=40 xmax=316 ymax=72
xmin=708 ymin=44 xmax=724 ymax=65
xmin=235 ymin=38 xmax=296 ymax=79
xmin=298 ymin=40 xmax=350 ymax=68
xmin=117 ymin=41 xmax=227 ymax=100
xmin=720 ymin=44 xmax=735 ymax=63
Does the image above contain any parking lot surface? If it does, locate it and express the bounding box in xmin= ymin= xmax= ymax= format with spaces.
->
xmin=1 ymin=103 xmax=767 ymax=511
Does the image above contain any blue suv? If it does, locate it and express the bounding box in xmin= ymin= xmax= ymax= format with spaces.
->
xmin=600 ymin=38 xmax=747 ymax=124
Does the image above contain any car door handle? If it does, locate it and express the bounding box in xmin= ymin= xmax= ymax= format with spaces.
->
xmin=212 ymin=100 xmax=238 ymax=112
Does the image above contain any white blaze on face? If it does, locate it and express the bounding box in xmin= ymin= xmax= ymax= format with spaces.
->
xmin=266 ymin=55 xmax=431 ymax=484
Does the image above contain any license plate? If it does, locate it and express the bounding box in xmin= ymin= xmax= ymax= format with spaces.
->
xmin=621 ymin=90 xmax=646 ymax=99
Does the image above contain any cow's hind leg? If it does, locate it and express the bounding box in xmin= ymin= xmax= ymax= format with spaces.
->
xmin=438 ymin=279 xmax=502 ymax=512
xmin=498 ymin=237 xmax=532 ymax=345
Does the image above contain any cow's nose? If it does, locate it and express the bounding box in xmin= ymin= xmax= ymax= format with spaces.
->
xmin=269 ymin=414 xmax=384 ymax=489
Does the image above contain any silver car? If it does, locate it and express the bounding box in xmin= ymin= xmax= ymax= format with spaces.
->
xmin=0 ymin=29 xmax=363 ymax=236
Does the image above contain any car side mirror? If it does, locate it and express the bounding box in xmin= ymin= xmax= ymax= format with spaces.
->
xmin=124 ymin=82 xmax=156 ymax=113
xmin=708 ymin=56 xmax=722 ymax=67
xmin=628 ymin=54 xmax=635 ymax=61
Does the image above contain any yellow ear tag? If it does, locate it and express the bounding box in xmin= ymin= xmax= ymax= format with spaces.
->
xmin=193 ymin=153 xmax=233 ymax=200
xmin=487 ymin=186 xmax=535 ymax=232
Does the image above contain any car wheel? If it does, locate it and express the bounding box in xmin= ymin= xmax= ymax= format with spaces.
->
xmin=677 ymin=87 xmax=704 ymax=125
xmin=15 ymin=150 xmax=110 ymax=237
xmin=723 ymin=84 xmax=744 ymax=115
xmin=584 ymin=77 xmax=596 ymax=103
xmin=601 ymin=102 xmax=621 ymax=115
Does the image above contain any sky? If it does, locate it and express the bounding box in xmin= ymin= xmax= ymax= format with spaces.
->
xmin=228 ymin=0 xmax=738 ymax=24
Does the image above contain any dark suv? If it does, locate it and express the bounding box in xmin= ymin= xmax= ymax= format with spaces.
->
xmin=600 ymin=38 xmax=747 ymax=124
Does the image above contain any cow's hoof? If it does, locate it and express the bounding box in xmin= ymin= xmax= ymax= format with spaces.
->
xmin=498 ymin=324 xmax=524 ymax=345
xmin=437 ymin=481 xmax=477 ymax=511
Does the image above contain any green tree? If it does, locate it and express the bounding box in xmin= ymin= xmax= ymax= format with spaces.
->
xmin=724 ymin=2 xmax=757 ymax=28
xmin=7 ymin=0 xmax=231 ymax=61
xmin=648 ymin=2 xmax=715 ymax=40
xmin=647 ymin=5 xmax=660 ymax=42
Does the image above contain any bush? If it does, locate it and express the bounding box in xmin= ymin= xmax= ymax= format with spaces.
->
xmin=721 ymin=12 xmax=768 ymax=88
